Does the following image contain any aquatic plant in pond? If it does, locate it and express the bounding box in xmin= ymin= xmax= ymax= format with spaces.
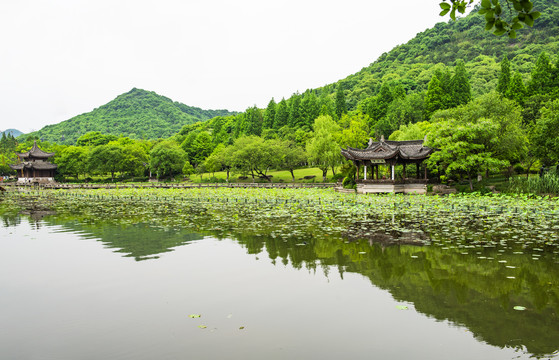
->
xmin=3 ymin=188 xmax=559 ymax=248
xmin=508 ymin=172 xmax=559 ymax=195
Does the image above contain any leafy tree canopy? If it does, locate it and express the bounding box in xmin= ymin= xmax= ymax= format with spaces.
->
xmin=531 ymin=99 xmax=559 ymax=165
xmin=150 ymin=140 xmax=187 ymax=179
xmin=440 ymin=0 xmax=540 ymax=38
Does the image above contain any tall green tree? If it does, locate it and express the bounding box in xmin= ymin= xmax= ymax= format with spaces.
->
xmin=339 ymin=112 xmax=370 ymax=149
xmin=262 ymin=99 xmax=277 ymax=130
xmin=242 ymin=106 xmax=263 ymax=136
xmin=431 ymin=92 xmax=527 ymax=173
xmin=553 ymin=54 xmax=559 ymax=90
xmin=392 ymin=83 xmax=406 ymax=101
xmin=277 ymin=140 xmax=307 ymax=182
xmin=335 ymin=86 xmax=347 ymax=118
xmin=205 ymin=144 xmax=234 ymax=182
xmin=54 ymin=146 xmax=89 ymax=180
xmin=531 ymin=99 xmax=559 ymax=165
xmin=288 ymin=94 xmax=303 ymax=128
xmin=426 ymin=119 xmax=507 ymax=190
xmin=506 ymin=72 xmax=527 ymax=105
xmin=318 ymin=93 xmax=335 ymax=118
xmin=424 ymin=74 xmax=446 ymax=119
xmin=149 ymin=141 xmax=187 ymax=179
xmin=306 ymin=115 xmax=342 ymax=181
xmin=528 ymin=52 xmax=553 ymax=96
xmin=88 ymin=144 xmax=124 ymax=181
xmin=182 ymin=161 xmax=194 ymax=178
xmin=0 ymin=153 xmax=16 ymax=176
xmin=497 ymin=55 xmax=511 ymax=96
xmin=180 ymin=131 xmax=198 ymax=160
xmin=274 ymin=98 xmax=289 ymax=129
xmin=119 ymin=142 xmax=149 ymax=176
xmin=190 ymin=131 xmax=213 ymax=166
xmin=0 ymin=133 xmax=17 ymax=154
xmin=300 ymin=91 xmax=320 ymax=130
xmin=385 ymin=93 xmax=425 ymax=128
xmin=450 ymin=59 xmax=471 ymax=107
xmin=375 ymin=82 xmax=394 ymax=120
xmin=229 ymin=136 xmax=279 ymax=181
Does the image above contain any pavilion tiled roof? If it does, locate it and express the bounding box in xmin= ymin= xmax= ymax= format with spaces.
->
xmin=16 ymin=141 xmax=55 ymax=159
xmin=10 ymin=161 xmax=58 ymax=170
xmin=341 ymin=137 xmax=434 ymax=161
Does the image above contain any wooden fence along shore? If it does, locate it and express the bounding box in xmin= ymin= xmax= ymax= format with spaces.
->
xmin=1 ymin=182 xmax=338 ymax=190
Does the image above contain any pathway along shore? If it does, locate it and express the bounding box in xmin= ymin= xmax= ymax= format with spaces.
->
xmin=1 ymin=182 xmax=337 ymax=190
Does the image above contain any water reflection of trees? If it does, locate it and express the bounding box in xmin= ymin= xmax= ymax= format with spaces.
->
xmin=1 ymin=214 xmax=21 ymax=227
xmin=6 ymin=212 xmax=558 ymax=357
xmin=234 ymin=229 xmax=559 ymax=358
xmin=43 ymin=216 xmax=204 ymax=261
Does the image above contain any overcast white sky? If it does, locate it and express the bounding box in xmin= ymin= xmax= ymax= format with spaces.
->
xmin=0 ymin=0 xmax=459 ymax=133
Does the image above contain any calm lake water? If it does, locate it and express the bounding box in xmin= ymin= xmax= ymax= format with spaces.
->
xmin=1 ymin=211 xmax=558 ymax=360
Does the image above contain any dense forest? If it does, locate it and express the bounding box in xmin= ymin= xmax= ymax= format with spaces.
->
xmin=5 ymin=0 xmax=559 ymax=192
xmin=25 ymin=88 xmax=237 ymax=145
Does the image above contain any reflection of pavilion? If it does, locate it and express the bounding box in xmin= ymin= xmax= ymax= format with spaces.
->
xmin=343 ymin=222 xmax=428 ymax=247
xmin=341 ymin=136 xmax=435 ymax=194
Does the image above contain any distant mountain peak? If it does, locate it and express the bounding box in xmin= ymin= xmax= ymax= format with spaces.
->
xmin=25 ymin=89 xmax=237 ymax=145
xmin=0 ymin=129 xmax=24 ymax=137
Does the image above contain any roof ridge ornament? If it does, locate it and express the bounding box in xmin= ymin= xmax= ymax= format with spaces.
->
xmin=380 ymin=135 xmax=385 ymax=142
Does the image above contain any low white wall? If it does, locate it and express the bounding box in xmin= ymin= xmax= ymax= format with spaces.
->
xmin=17 ymin=177 xmax=55 ymax=183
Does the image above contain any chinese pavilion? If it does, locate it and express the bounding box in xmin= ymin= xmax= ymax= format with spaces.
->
xmin=340 ymin=136 xmax=435 ymax=193
xmin=10 ymin=141 xmax=57 ymax=183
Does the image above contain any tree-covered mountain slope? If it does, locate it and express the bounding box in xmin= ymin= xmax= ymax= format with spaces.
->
xmin=178 ymin=0 xmax=559 ymax=144
xmin=321 ymin=0 xmax=559 ymax=109
xmin=28 ymin=88 xmax=236 ymax=145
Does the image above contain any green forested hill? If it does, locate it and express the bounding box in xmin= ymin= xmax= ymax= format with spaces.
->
xmin=179 ymin=0 xmax=559 ymax=143
xmin=27 ymin=88 xmax=236 ymax=145
xmin=322 ymin=0 xmax=559 ymax=108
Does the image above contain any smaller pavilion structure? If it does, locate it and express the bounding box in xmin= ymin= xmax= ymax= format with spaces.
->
xmin=10 ymin=141 xmax=57 ymax=184
xmin=341 ymin=136 xmax=435 ymax=194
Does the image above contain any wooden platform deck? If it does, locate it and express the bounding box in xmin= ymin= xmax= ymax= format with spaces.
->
xmin=356 ymin=183 xmax=427 ymax=194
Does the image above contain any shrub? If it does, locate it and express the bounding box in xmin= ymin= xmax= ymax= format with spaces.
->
xmin=513 ymin=164 xmax=524 ymax=174
xmin=342 ymin=176 xmax=356 ymax=189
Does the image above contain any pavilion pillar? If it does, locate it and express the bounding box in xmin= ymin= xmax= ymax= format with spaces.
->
xmin=424 ymin=163 xmax=428 ymax=180
xmin=376 ymin=165 xmax=379 ymax=180
xmin=402 ymin=163 xmax=406 ymax=180
xmin=391 ymin=164 xmax=395 ymax=181
xmin=364 ymin=165 xmax=367 ymax=180
xmin=416 ymin=163 xmax=420 ymax=179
